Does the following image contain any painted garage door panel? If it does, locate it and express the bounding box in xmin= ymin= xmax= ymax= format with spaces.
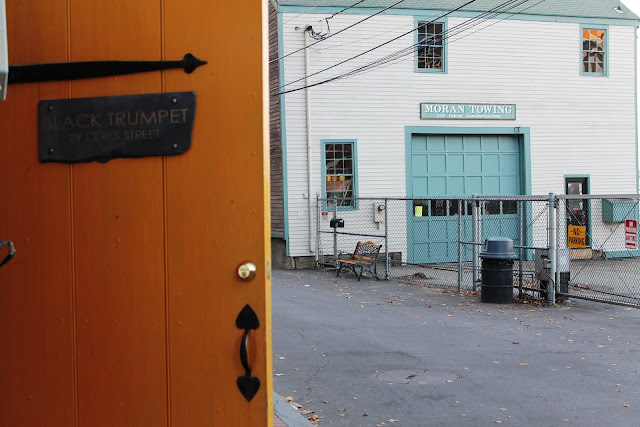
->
xmin=448 ymin=154 xmax=464 ymax=173
xmin=413 ymin=155 xmax=428 ymax=175
xmin=429 ymin=154 xmax=447 ymax=173
xmin=409 ymin=134 xmax=521 ymax=263
xmin=413 ymin=178 xmax=429 ymax=197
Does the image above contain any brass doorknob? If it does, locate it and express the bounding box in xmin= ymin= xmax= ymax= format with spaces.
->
xmin=237 ymin=262 xmax=257 ymax=281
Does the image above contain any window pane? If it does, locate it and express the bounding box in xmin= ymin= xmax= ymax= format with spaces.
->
xmin=485 ymin=201 xmax=500 ymax=215
xmin=413 ymin=200 xmax=427 ymax=217
xmin=503 ymin=201 xmax=517 ymax=214
xmin=325 ymin=143 xmax=356 ymax=208
xmin=431 ymin=199 xmax=447 ymax=216
xmin=582 ymin=28 xmax=606 ymax=74
xmin=417 ymin=21 xmax=443 ymax=70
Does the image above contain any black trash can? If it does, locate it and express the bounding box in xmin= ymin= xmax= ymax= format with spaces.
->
xmin=480 ymin=237 xmax=516 ymax=303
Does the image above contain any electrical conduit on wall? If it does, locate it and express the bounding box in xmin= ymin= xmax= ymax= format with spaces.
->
xmin=305 ymin=26 xmax=315 ymax=254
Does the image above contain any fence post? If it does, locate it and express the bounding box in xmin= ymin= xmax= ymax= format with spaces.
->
xmin=518 ymin=199 xmax=524 ymax=298
xmin=457 ymin=199 xmax=462 ymax=292
xmin=316 ymin=195 xmax=320 ymax=263
xmin=472 ymin=194 xmax=479 ymax=291
xmin=384 ymin=198 xmax=389 ymax=280
xmin=333 ymin=195 xmax=338 ymax=266
xmin=548 ymin=192 xmax=557 ymax=306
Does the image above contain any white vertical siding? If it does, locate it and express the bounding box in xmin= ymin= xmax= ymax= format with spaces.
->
xmin=280 ymin=13 xmax=638 ymax=257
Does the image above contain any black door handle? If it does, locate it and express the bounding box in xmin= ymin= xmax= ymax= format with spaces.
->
xmin=0 ymin=241 xmax=15 ymax=268
xmin=236 ymin=304 xmax=260 ymax=402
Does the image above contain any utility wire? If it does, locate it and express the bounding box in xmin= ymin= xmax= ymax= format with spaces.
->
xmin=279 ymin=0 xmax=333 ymax=28
xmin=327 ymin=0 xmax=370 ymax=20
xmin=340 ymin=0 xmax=544 ymax=80
xmin=277 ymin=0 xmax=543 ymax=95
xmin=270 ymin=0 xmax=409 ymax=64
xmin=276 ymin=0 xmax=479 ymax=90
xmin=335 ymin=0 xmax=530 ymax=77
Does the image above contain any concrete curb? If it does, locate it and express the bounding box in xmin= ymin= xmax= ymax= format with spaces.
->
xmin=273 ymin=392 xmax=314 ymax=426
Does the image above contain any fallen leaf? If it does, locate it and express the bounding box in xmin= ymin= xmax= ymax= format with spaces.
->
xmin=512 ymin=341 xmax=520 ymax=345
xmin=500 ymin=408 xmax=507 ymax=411
xmin=520 ymin=363 xmax=529 ymax=366
xmin=624 ymin=404 xmax=630 ymax=407
xmin=294 ymin=368 xmax=299 ymax=371
xmin=337 ymin=414 xmax=345 ymax=416
xmin=495 ymin=421 xmax=502 ymax=424
xmin=289 ymin=402 xmax=303 ymax=409
xmin=308 ymin=414 xmax=320 ymax=422
xmin=624 ymin=308 xmax=632 ymax=311
xmin=321 ymin=400 xmax=328 ymax=404
xmin=362 ymin=413 xmax=368 ymax=417
xmin=300 ymin=410 xmax=314 ymax=415
xmin=387 ymin=419 xmax=399 ymax=423
xmin=274 ymin=374 xmax=284 ymax=376
xmin=284 ymin=397 xmax=293 ymax=402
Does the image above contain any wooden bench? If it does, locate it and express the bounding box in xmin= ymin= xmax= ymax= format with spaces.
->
xmin=336 ymin=241 xmax=382 ymax=281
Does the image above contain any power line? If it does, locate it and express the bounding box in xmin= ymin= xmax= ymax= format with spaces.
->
xmin=276 ymin=0 xmax=481 ymax=92
xmin=279 ymin=0 xmax=333 ymax=29
xmin=276 ymin=0 xmax=543 ymax=95
xmin=270 ymin=0 xmax=409 ymax=64
xmin=327 ymin=0 xmax=370 ymax=20
xmin=341 ymin=0 xmax=545 ymax=80
xmin=321 ymin=0 xmax=536 ymax=87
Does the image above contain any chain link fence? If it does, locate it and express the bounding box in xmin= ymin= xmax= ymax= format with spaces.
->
xmin=317 ymin=195 xmax=553 ymax=301
xmin=556 ymin=195 xmax=640 ymax=306
xmin=317 ymin=194 xmax=640 ymax=307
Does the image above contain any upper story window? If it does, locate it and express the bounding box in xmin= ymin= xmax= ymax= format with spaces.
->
xmin=323 ymin=140 xmax=357 ymax=210
xmin=416 ymin=20 xmax=445 ymax=72
xmin=581 ymin=25 xmax=608 ymax=76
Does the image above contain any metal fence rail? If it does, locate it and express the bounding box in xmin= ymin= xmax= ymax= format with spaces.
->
xmin=317 ymin=194 xmax=640 ymax=307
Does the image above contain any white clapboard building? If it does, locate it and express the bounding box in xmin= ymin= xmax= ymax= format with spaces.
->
xmin=268 ymin=0 xmax=639 ymax=266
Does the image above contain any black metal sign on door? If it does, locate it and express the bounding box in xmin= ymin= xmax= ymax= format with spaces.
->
xmin=38 ymin=91 xmax=196 ymax=163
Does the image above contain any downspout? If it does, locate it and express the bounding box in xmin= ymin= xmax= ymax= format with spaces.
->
xmin=305 ymin=26 xmax=316 ymax=255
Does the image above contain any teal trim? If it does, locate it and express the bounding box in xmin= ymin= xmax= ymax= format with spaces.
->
xmin=277 ymin=7 xmax=640 ymax=27
xmin=278 ymin=11 xmax=291 ymax=257
xmin=580 ymin=24 xmax=609 ymax=77
xmin=321 ymin=139 xmax=359 ymax=211
xmin=604 ymin=250 xmax=640 ymax=258
xmin=414 ymin=16 xmax=447 ymax=74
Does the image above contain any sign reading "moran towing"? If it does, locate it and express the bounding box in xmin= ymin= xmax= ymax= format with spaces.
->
xmin=420 ymin=103 xmax=516 ymax=120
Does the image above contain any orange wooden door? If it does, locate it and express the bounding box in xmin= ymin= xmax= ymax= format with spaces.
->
xmin=0 ymin=1 xmax=272 ymax=426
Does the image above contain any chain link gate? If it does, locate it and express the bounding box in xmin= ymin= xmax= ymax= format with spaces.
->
xmin=556 ymin=194 xmax=640 ymax=307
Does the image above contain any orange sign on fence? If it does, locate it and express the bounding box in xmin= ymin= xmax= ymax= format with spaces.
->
xmin=568 ymin=225 xmax=586 ymax=248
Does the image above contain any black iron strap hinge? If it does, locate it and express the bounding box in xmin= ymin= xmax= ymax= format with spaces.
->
xmin=8 ymin=54 xmax=206 ymax=84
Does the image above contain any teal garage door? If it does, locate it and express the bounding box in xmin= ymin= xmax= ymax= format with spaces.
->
xmin=408 ymin=134 xmax=521 ymax=263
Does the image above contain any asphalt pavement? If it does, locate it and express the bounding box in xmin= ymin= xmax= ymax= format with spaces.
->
xmin=272 ymin=268 xmax=640 ymax=426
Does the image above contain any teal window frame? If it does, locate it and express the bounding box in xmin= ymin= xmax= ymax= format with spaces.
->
xmin=321 ymin=139 xmax=358 ymax=211
xmin=414 ymin=16 xmax=447 ymax=73
xmin=580 ymin=24 xmax=608 ymax=77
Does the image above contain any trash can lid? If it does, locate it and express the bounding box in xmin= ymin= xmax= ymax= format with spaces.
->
xmin=480 ymin=237 xmax=516 ymax=259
